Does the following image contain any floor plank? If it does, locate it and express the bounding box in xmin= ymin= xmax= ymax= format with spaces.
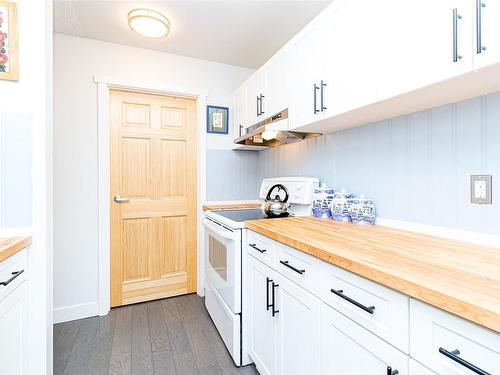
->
xmin=109 ymin=305 xmax=132 ymax=375
xmin=53 ymin=295 xmax=259 ymax=375
xmin=131 ymin=303 xmax=153 ymax=375
xmin=87 ymin=310 xmax=117 ymax=375
xmin=53 ymin=320 xmax=83 ymax=375
xmin=147 ymin=301 xmax=176 ymax=375
xmin=64 ymin=317 xmax=99 ymax=375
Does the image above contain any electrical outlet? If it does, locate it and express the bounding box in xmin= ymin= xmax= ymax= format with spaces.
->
xmin=470 ymin=175 xmax=492 ymax=204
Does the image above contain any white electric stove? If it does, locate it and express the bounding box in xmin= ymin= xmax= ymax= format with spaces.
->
xmin=203 ymin=177 xmax=319 ymax=366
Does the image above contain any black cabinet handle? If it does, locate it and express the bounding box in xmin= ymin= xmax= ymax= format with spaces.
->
xmin=313 ymin=83 xmax=320 ymax=114
xmin=272 ymin=282 xmax=279 ymax=317
xmin=476 ymin=0 xmax=486 ymax=53
xmin=453 ymin=8 xmax=463 ymax=62
xmin=256 ymin=96 xmax=261 ymax=116
xmin=249 ymin=243 xmax=266 ymax=253
xmin=320 ymin=80 xmax=327 ymax=111
xmin=330 ymin=289 xmax=375 ymax=314
xmin=280 ymin=260 xmax=305 ymax=275
xmin=439 ymin=347 xmax=491 ymax=375
xmin=266 ymin=277 xmax=273 ymax=311
xmin=386 ymin=366 xmax=399 ymax=375
xmin=260 ymin=94 xmax=265 ymax=115
xmin=0 ymin=270 xmax=24 ymax=286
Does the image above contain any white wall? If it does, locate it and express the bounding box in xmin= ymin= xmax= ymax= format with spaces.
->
xmin=0 ymin=0 xmax=53 ymax=373
xmin=0 ymin=112 xmax=32 ymax=227
xmin=53 ymin=33 xmax=253 ymax=322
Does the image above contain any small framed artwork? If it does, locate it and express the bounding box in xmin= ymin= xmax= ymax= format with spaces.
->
xmin=207 ymin=105 xmax=229 ymax=134
xmin=0 ymin=1 xmax=18 ymax=81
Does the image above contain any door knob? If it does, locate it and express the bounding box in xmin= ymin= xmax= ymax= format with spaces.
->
xmin=114 ymin=195 xmax=130 ymax=203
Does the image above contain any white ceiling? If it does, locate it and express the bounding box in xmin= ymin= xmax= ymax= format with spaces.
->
xmin=53 ymin=0 xmax=331 ymax=69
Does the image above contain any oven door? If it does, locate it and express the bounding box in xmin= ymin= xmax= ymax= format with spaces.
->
xmin=203 ymin=218 xmax=242 ymax=313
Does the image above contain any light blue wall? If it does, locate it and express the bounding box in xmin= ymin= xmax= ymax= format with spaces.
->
xmin=0 ymin=112 xmax=33 ymax=228
xmin=206 ymin=149 xmax=260 ymax=201
xmin=257 ymin=92 xmax=500 ymax=236
xmin=206 ymin=92 xmax=500 ymax=235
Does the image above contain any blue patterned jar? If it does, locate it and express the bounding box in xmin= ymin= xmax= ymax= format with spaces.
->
xmin=330 ymin=189 xmax=354 ymax=222
xmin=350 ymin=195 xmax=376 ymax=225
xmin=311 ymin=184 xmax=335 ymax=218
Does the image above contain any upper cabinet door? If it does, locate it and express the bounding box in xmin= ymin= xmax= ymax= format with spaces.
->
xmin=473 ymin=0 xmax=500 ymax=69
xmin=378 ymin=0 xmax=473 ymax=100
xmin=234 ymin=87 xmax=247 ymax=138
xmin=326 ymin=0 xmax=380 ymax=116
xmin=246 ymin=72 xmax=265 ymax=127
xmin=263 ymin=50 xmax=290 ymax=118
xmin=289 ymin=22 xmax=323 ymax=128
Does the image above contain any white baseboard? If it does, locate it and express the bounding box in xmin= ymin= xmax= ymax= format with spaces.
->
xmin=53 ymin=301 xmax=99 ymax=324
xmin=376 ymin=217 xmax=500 ymax=248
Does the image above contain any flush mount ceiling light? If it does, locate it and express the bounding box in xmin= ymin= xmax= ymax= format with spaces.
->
xmin=128 ymin=9 xmax=170 ymax=38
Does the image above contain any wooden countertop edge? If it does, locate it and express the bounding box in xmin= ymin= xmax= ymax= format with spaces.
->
xmin=245 ymin=221 xmax=500 ymax=333
xmin=202 ymin=203 xmax=262 ymax=211
xmin=0 ymin=236 xmax=32 ymax=263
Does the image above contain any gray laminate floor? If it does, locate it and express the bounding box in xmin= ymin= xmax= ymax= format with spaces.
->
xmin=53 ymin=294 xmax=259 ymax=375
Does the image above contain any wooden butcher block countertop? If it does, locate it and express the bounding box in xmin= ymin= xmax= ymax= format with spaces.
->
xmin=0 ymin=236 xmax=32 ymax=262
xmin=245 ymin=216 xmax=500 ymax=333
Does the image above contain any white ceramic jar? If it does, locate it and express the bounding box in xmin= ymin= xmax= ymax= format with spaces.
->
xmin=330 ymin=189 xmax=354 ymax=222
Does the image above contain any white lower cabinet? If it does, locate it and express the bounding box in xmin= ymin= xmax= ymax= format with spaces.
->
xmin=248 ymin=255 xmax=278 ymax=375
xmin=248 ymin=254 xmax=321 ymax=375
xmin=276 ymin=274 xmax=321 ymax=375
xmin=409 ymin=359 xmax=436 ymax=375
xmin=320 ymin=303 xmax=409 ymax=375
xmin=410 ymin=299 xmax=500 ymax=375
xmin=0 ymin=281 xmax=28 ymax=375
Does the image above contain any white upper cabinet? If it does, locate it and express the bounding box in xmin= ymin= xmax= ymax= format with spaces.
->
xmin=263 ymin=50 xmax=290 ymax=118
xmin=289 ymin=15 xmax=327 ymax=128
xmin=233 ymin=0 xmax=500 ymax=141
xmin=326 ymin=0 xmax=380 ymax=115
xmin=378 ymin=0 xmax=473 ymax=100
xmin=246 ymin=72 xmax=265 ymax=127
xmin=473 ymin=0 xmax=500 ymax=69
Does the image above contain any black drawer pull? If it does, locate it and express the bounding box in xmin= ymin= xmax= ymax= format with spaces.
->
xmin=1 ymin=270 xmax=24 ymax=286
xmin=387 ymin=366 xmax=398 ymax=375
xmin=266 ymin=277 xmax=273 ymax=311
xmin=330 ymin=289 xmax=375 ymax=314
xmin=439 ymin=347 xmax=491 ymax=375
xmin=249 ymin=243 xmax=266 ymax=253
xmin=272 ymin=282 xmax=279 ymax=317
xmin=279 ymin=260 xmax=305 ymax=274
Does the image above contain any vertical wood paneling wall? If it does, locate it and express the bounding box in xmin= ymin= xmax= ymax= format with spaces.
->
xmin=206 ymin=149 xmax=261 ymax=201
xmin=206 ymin=91 xmax=500 ymax=236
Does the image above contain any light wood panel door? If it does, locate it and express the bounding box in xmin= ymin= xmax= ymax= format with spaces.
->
xmin=110 ymin=89 xmax=197 ymax=307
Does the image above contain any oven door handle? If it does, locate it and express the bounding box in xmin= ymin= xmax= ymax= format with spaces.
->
xmin=202 ymin=218 xmax=235 ymax=240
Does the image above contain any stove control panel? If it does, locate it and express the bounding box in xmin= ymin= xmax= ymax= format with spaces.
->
xmin=260 ymin=177 xmax=319 ymax=205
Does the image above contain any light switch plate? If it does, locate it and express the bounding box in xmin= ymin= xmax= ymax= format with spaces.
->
xmin=470 ymin=175 xmax=492 ymax=204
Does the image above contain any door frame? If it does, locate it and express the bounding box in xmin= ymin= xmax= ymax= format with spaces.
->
xmin=94 ymin=75 xmax=208 ymax=316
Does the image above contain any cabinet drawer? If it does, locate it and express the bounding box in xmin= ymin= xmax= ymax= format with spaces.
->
xmin=0 ymin=249 xmax=27 ymax=302
xmin=320 ymin=263 xmax=409 ymax=353
xmin=409 ymin=359 xmax=436 ymax=375
xmin=247 ymin=231 xmax=277 ymax=267
xmin=410 ymin=299 xmax=500 ymax=375
xmin=276 ymin=243 xmax=321 ymax=296
xmin=321 ymin=302 xmax=409 ymax=375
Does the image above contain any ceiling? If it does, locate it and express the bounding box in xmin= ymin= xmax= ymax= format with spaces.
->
xmin=53 ymin=1 xmax=332 ymax=69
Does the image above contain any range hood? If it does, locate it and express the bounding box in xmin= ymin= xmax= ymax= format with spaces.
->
xmin=234 ymin=109 xmax=321 ymax=148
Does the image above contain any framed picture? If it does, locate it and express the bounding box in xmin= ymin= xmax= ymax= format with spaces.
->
xmin=206 ymin=105 xmax=229 ymax=134
xmin=0 ymin=1 xmax=18 ymax=81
